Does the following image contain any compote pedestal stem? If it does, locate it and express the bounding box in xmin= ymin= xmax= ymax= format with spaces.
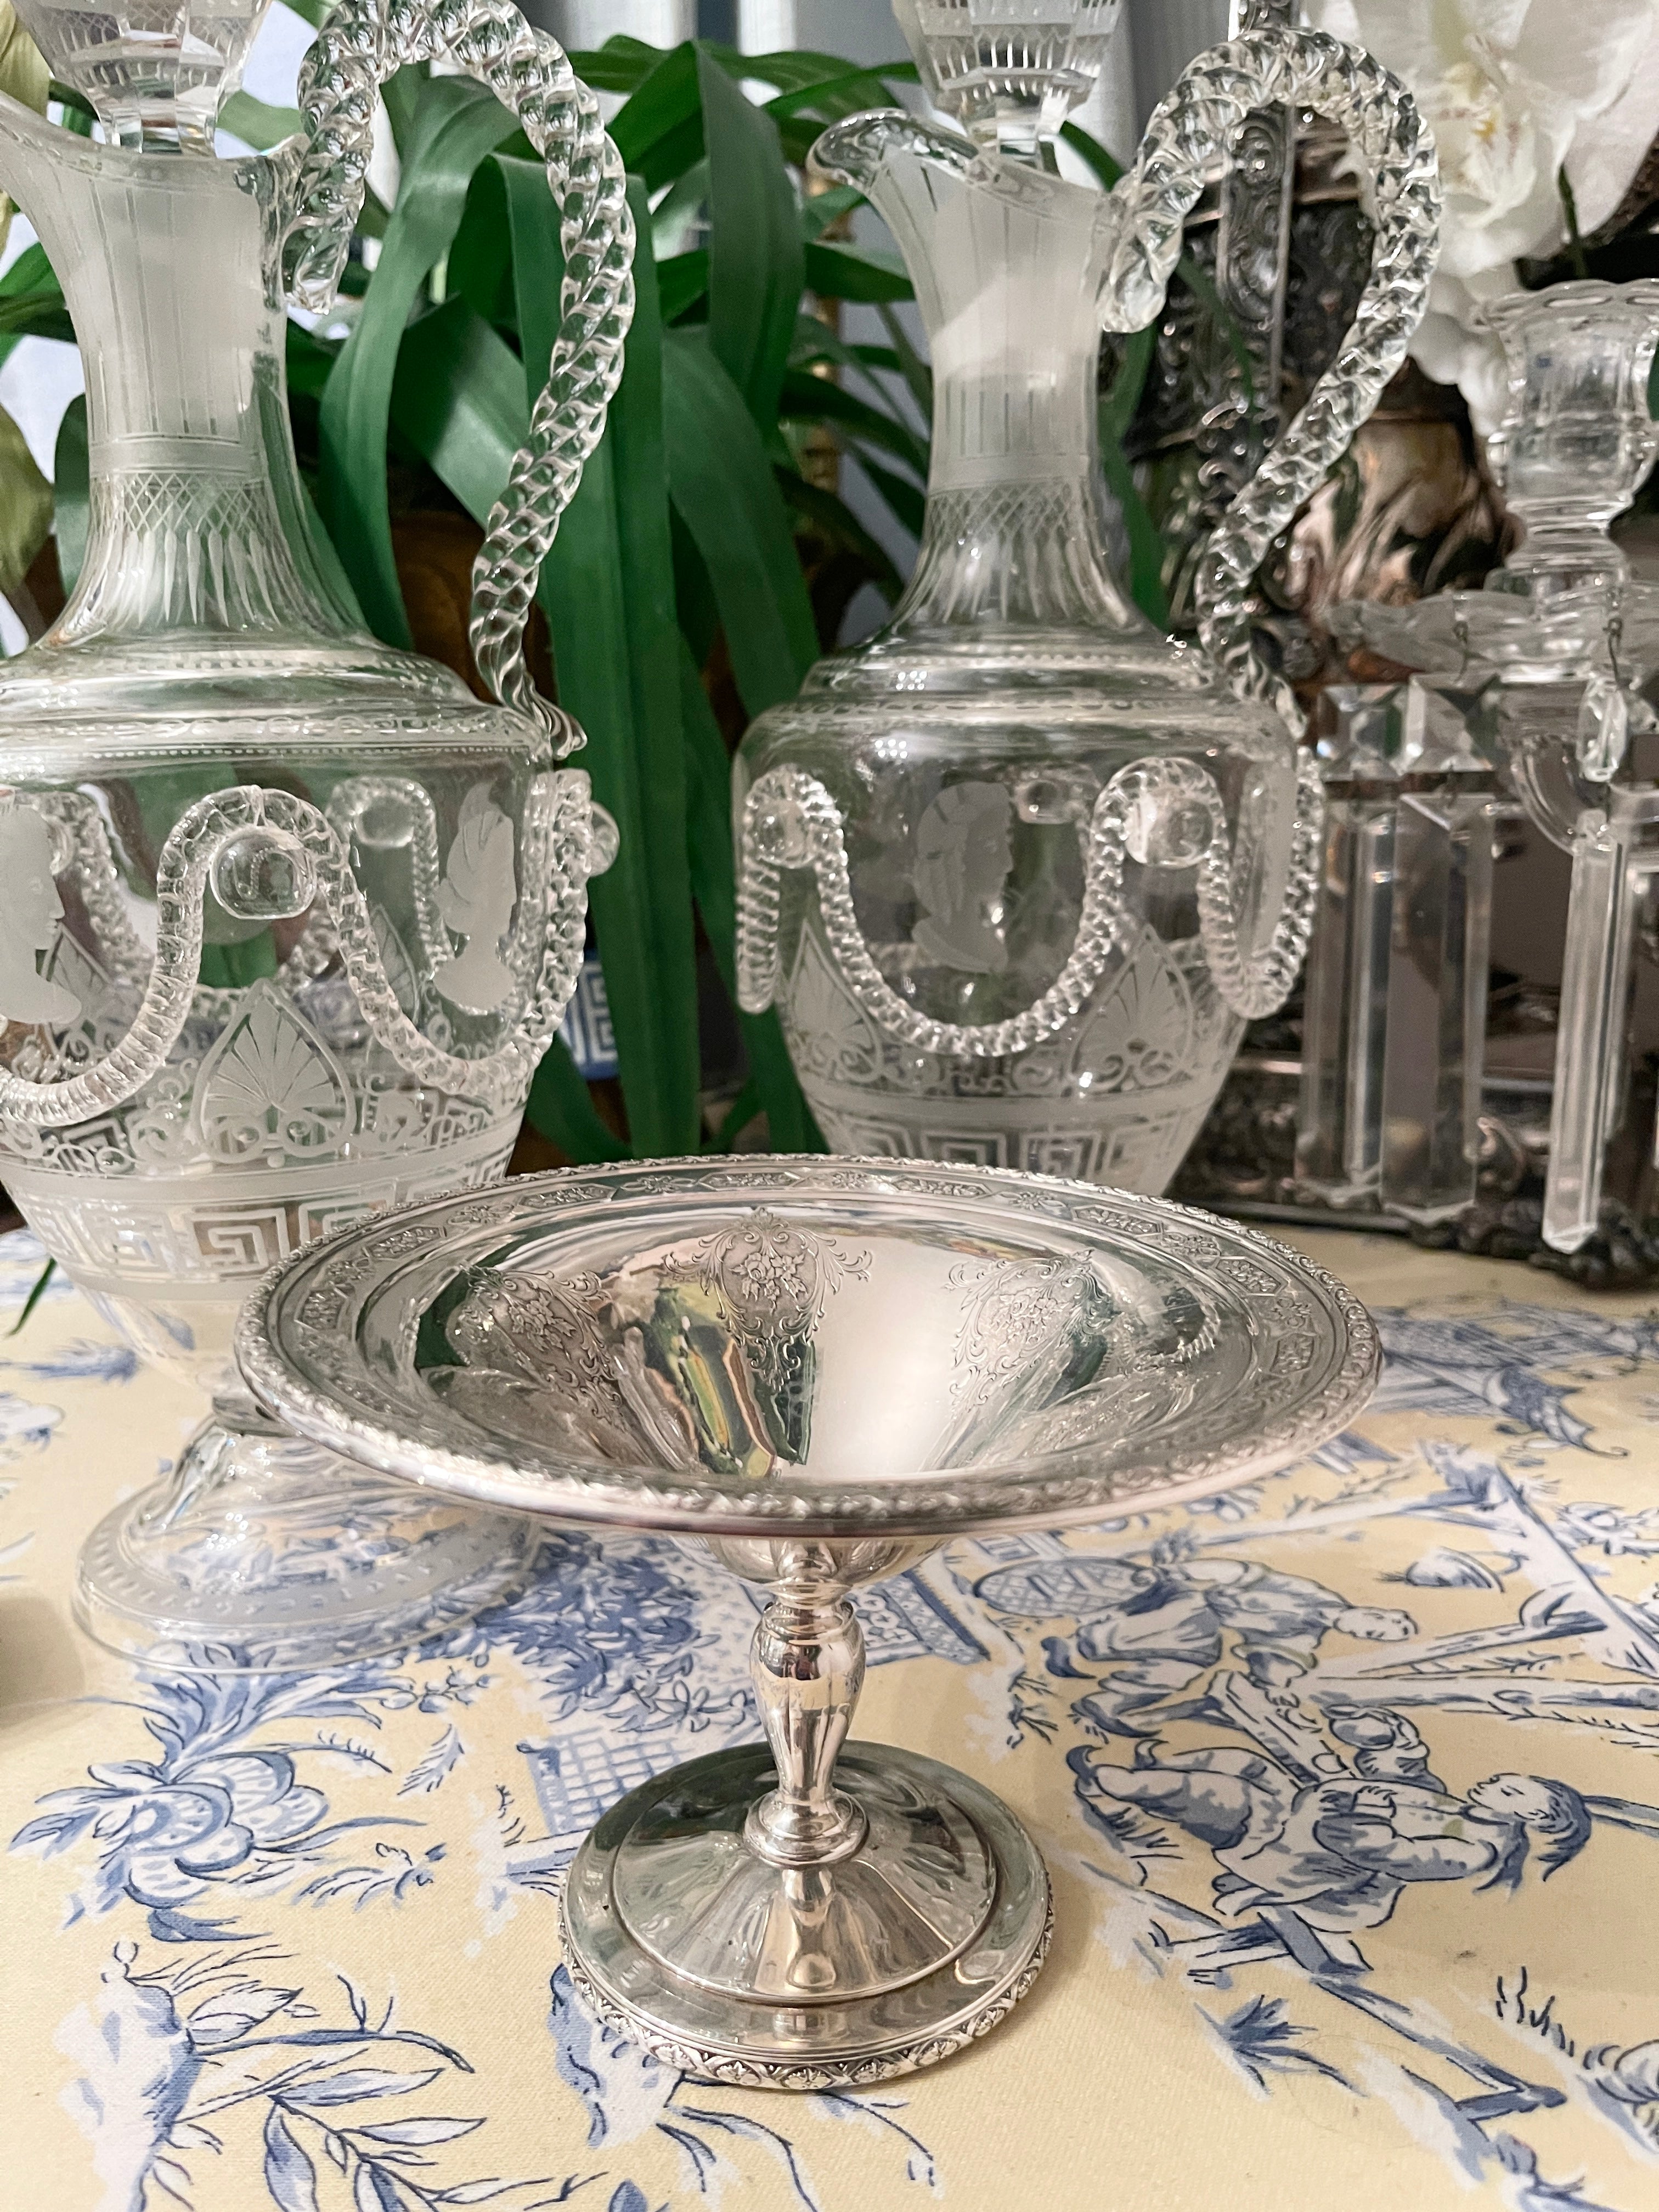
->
xmin=746 ymin=1575 xmax=868 ymax=1867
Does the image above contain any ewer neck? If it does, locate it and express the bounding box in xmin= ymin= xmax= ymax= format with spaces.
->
xmin=859 ymin=143 xmax=1139 ymax=638
xmin=0 ymin=115 xmax=350 ymax=649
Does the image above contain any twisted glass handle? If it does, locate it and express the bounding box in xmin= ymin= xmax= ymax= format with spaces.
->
xmin=1098 ymin=28 xmax=1442 ymax=735
xmin=0 ymin=779 xmax=596 ymax=1127
xmin=283 ymin=0 xmax=634 ymax=751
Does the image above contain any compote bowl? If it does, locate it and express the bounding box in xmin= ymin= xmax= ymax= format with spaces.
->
xmin=236 ymin=1158 xmax=1379 ymax=2087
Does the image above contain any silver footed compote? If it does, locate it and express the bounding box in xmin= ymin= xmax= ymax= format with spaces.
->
xmin=235 ymin=1158 xmax=1380 ymax=2087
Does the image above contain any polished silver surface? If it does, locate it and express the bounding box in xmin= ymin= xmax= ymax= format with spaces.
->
xmin=558 ymin=1743 xmax=1052 ymax=2089
xmin=237 ymin=1156 xmax=1379 ymax=2083
xmin=238 ymin=1159 xmax=1380 ymax=1539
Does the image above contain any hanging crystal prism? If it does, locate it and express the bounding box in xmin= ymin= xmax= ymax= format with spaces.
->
xmin=1378 ymin=674 xmax=1500 ymax=1224
xmin=1295 ymin=684 xmax=1405 ymax=1205
xmin=1543 ymin=787 xmax=1659 ymax=1252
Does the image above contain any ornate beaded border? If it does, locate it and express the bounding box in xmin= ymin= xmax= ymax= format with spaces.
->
xmin=241 ymin=1156 xmax=1381 ymax=1537
xmin=552 ymin=1877 xmax=1055 ymax=2092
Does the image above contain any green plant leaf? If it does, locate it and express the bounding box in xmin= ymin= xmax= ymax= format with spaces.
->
xmin=391 ymin=295 xmax=526 ymax=520
xmin=608 ymin=42 xmax=704 ymax=193
xmin=0 ymin=243 xmax=68 ymax=371
xmin=774 ymin=469 xmax=902 ymax=599
xmin=285 ymin=319 xmax=338 ymax=402
xmin=319 ymin=75 xmax=517 ymax=646
xmin=1099 ymin=324 xmax=1169 ymax=627
xmin=791 ymin=309 xmax=933 ymax=430
xmin=46 ymin=76 xmax=94 ymax=134
xmin=874 ymin=302 xmax=933 ymax=419
xmin=650 ymin=155 xmax=709 ymax=251
xmin=662 ymin=329 xmax=817 ymax=718
xmin=848 ymin=450 xmax=927 ymax=540
xmin=380 ymin=61 xmax=427 ymax=157
xmin=715 ymin=46 xmax=915 ymax=97
xmin=52 ymin=391 xmax=87 ymax=595
xmin=780 ymin=366 xmax=929 ymax=479
xmin=1101 ymin=323 xmax=1154 ymax=445
xmin=678 ymin=644 xmax=818 ymax=1154
xmin=523 ymin=1036 xmax=629 ymax=1162
xmin=803 ymin=239 xmax=913 ymax=304
xmin=218 ymin=89 xmax=303 ymax=150
xmin=0 ymin=287 xmax=73 ymax=345
xmin=765 ymin=63 xmax=906 ymax=123
xmin=713 ymin=1075 xmax=763 ymax=1150
xmin=448 ymin=157 xmax=517 ymax=334
xmin=801 ymin=184 xmax=864 ymax=240
xmin=504 ymin=162 xmax=702 ymax=1158
xmin=0 ymin=397 xmax=49 ymax=594
xmin=567 ymin=35 xmax=671 ymax=97
xmin=7 ymin=1257 xmax=53 ymax=1336
xmin=655 ymin=247 xmax=709 ymax=325
xmin=1059 ymin=120 xmax=1124 ymax=189
xmin=698 ymin=48 xmax=803 ymax=433
xmin=198 ymin=932 xmax=277 ymax=989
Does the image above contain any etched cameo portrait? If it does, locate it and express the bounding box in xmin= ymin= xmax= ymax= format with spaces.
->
xmin=0 ymin=806 xmax=81 ymax=1030
xmin=432 ymin=783 xmax=518 ymax=1015
xmin=910 ymin=780 xmax=1013 ymax=975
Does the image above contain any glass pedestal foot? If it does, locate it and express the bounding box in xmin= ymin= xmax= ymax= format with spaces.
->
xmin=74 ymin=1417 xmax=537 ymax=1671
xmin=558 ymin=1742 xmax=1052 ymax=2089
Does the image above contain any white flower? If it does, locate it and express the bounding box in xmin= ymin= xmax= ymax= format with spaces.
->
xmin=1308 ymin=0 xmax=1659 ymax=428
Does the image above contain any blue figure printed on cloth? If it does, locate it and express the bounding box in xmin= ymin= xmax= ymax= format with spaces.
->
xmin=1014 ymin=1548 xmax=1415 ymax=1736
xmin=1073 ymin=1703 xmax=1592 ymax=1962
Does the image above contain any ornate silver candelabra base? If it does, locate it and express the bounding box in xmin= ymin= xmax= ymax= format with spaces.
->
xmin=74 ymin=1419 xmax=537 ymax=1670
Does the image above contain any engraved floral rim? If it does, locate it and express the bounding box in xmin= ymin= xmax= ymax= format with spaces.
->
xmin=236 ymin=1156 xmax=1381 ymax=1539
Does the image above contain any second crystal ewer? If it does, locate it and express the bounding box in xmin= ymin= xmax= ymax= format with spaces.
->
xmin=238 ymin=1157 xmax=1379 ymax=2086
xmin=0 ymin=0 xmax=631 ymax=1663
xmin=733 ymin=11 xmax=1440 ymax=1192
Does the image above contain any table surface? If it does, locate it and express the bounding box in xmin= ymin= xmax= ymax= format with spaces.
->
xmin=5 ymin=1224 xmax=1659 ymax=2212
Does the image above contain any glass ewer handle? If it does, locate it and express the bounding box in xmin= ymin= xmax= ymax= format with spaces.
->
xmin=0 ymin=781 xmax=598 ymax=1125
xmin=284 ymin=0 xmax=635 ymax=752
xmin=1101 ymin=26 xmax=1442 ymax=1018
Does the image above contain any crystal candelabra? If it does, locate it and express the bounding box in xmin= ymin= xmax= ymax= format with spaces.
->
xmin=1318 ymin=280 xmax=1659 ymax=1246
xmin=0 ymin=0 xmax=630 ymax=1664
xmin=733 ymin=2 xmax=1440 ymax=1194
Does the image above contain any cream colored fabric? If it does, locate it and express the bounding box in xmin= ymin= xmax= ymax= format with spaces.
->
xmin=4 ymin=1224 xmax=1659 ymax=2211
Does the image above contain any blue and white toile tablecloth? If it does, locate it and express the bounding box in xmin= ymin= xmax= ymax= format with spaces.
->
xmin=5 ymin=1222 xmax=1659 ymax=2211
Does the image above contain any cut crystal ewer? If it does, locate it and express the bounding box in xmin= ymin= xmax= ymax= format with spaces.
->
xmin=238 ymin=1155 xmax=1380 ymax=2085
xmin=733 ymin=5 xmax=1440 ymax=1193
xmin=0 ymin=0 xmax=631 ymax=1664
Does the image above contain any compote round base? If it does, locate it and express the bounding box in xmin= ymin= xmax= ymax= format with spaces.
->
xmin=74 ymin=1417 xmax=538 ymax=1672
xmin=557 ymin=1743 xmax=1052 ymax=2089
